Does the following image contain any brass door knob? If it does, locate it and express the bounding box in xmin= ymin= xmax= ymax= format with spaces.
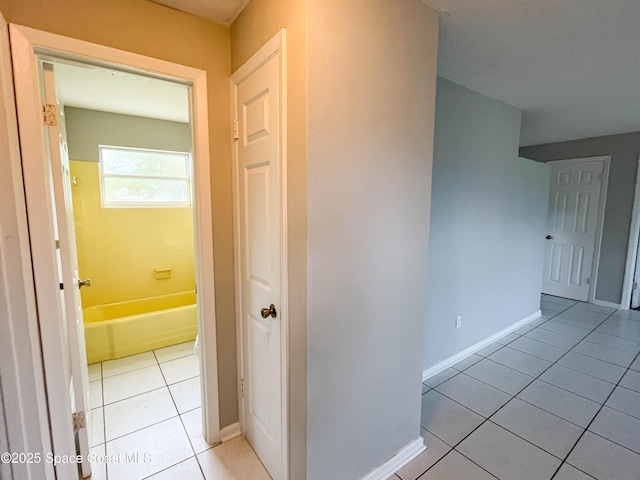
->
xmin=261 ymin=304 xmax=277 ymax=319
xmin=78 ymin=278 xmax=91 ymax=288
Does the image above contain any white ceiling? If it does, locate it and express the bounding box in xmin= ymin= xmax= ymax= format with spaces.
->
xmin=54 ymin=62 xmax=190 ymax=123
xmin=151 ymin=0 xmax=249 ymax=26
xmin=431 ymin=0 xmax=640 ymax=146
xmin=57 ymin=0 xmax=640 ymax=145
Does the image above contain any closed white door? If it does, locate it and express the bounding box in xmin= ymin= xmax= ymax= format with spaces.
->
xmin=234 ymin=51 xmax=284 ymax=478
xmin=42 ymin=62 xmax=93 ymax=477
xmin=542 ymin=159 xmax=604 ymax=301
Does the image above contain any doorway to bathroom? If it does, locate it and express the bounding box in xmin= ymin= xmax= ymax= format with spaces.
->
xmin=11 ymin=24 xmax=220 ymax=479
xmin=47 ymin=61 xmax=207 ymax=470
xmin=49 ymin=60 xmax=210 ymax=478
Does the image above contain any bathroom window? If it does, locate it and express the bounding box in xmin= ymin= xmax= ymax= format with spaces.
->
xmin=99 ymin=146 xmax=192 ymax=207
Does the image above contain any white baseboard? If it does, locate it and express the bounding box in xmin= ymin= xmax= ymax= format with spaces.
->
xmin=422 ymin=310 xmax=542 ymax=382
xmin=593 ymin=299 xmax=622 ymax=310
xmin=220 ymin=422 xmax=241 ymax=442
xmin=359 ymin=437 xmax=425 ymax=480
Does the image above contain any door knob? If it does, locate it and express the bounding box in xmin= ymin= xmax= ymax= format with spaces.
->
xmin=261 ymin=304 xmax=277 ymax=319
xmin=545 ymin=235 xmax=552 ymax=240
xmin=78 ymin=278 xmax=91 ymax=289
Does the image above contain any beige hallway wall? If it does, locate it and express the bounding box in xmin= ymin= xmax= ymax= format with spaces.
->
xmin=306 ymin=0 xmax=439 ymax=478
xmin=231 ymin=1 xmax=309 ymax=478
xmin=0 ymin=0 xmax=239 ymax=428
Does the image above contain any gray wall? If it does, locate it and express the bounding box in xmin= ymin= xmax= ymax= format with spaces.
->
xmin=425 ymin=78 xmax=549 ymax=371
xmin=520 ymin=132 xmax=640 ymax=304
xmin=306 ymin=0 xmax=439 ymax=478
xmin=65 ymin=107 xmax=191 ymax=161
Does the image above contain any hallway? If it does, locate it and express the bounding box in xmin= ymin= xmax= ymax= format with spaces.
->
xmin=87 ymin=341 xmax=270 ymax=480
xmin=395 ymin=296 xmax=640 ymax=480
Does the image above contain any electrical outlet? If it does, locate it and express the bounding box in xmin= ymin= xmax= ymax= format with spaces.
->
xmin=456 ymin=316 xmax=462 ymax=329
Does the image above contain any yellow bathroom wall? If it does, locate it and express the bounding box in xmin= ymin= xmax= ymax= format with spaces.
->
xmin=70 ymin=160 xmax=195 ymax=308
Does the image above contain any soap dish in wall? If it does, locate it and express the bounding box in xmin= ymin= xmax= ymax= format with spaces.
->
xmin=154 ymin=267 xmax=172 ymax=280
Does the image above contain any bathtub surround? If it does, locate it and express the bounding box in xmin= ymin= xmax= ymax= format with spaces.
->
xmin=65 ymin=109 xmax=198 ymax=361
xmin=65 ymin=108 xmax=195 ymax=307
xmin=69 ymin=159 xmax=195 ymax=307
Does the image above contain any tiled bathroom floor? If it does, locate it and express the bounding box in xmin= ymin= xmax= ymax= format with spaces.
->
xmin=394 ymin=296 xmax=640 ymax=480
xmin=87 ymin=341 xmax=271 ymax=480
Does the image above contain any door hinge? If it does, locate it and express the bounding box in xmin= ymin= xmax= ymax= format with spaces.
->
xmin=633 ymin=282 xmax=638 ymax=290
xmin=233 ymin=120 xmax=239 ymax=140
xmin=240 ymin=378 xmax=245 ymax=397
xmin=72 ymin=411 xmax=86 ymax=431
xmin=43 ymin=104 xmax=57 ymax=126
xmin=59 ymin=283 xmax=64 ymax=290
xmin=586 ymin=277 xmax=591 ymax=285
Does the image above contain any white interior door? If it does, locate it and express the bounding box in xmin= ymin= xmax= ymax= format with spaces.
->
xmin=234 ymin=51 xmax=284 ymax=479
xmin=42 ymin=62 xmax=92 ymax=477
xmin=542 ymin=159 xmax=604 ymax=302
xmin=12 ymin=45 xmax=78 ymax=480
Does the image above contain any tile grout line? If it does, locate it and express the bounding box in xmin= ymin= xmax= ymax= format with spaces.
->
xmin=422 ymin=304 xmax=572 ymax=404
xmin=549 ymin=347 xmax=640 ymax=480
xmin=454 ymin=355 xmax=612 ymax=429
xmin=95 ymin=346 xmax=200 ymax=479
xmin=100 ymin=361 xmax=108 ymax=480
xmin=417 ymin=301 xmax=619 ymax=480
xmin=103 ymin=388 xmax=208 ymax=477
xmin=102 ymin=385 xmax=168 ymax=407
xmin=548 ymin=351 xmax=631 ymax=384
xmin=587 ymin=327 xmax=640 ymax=342
xmin=468 ymin=303 xmax=618 ymax=478
xmin=427 ymin=305 xmax=578 ymax=395
xmin=106 ymin=406 xmax=178 ymax=443
xmin=425 ymin=307 xmax=567 ymax=390
xmin=510 ymin=384 xmax=602 ymax=425
xmin=587 ymin=428 xmax=640 ymax=456
xmin=410 ymin=441 xmax=498 ymax=480
xmin=415 ymin=305 xmax=571 ymax=478
xmin=422 ymin=298 xmax=574 ymax=389
xmin=100 ymin=352 xmax=194 ymax=381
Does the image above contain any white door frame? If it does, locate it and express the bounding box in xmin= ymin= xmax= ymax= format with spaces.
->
xmin=620 ymin=155 xmax=640 ymax=310
xmin=9 ymin=23 xmax=221 ymax=449
xmin=0 ymin=15 xmax=54 ymax=480
xmin=547 ymin=156 xmax=610 ymax=305
xmin=230 ymin=29 xmax=289 ymax=478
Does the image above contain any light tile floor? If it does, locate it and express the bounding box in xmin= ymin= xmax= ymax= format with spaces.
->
xmin=87 ymin=341 xmax=271 ymax=480
xmin=393 ymin=296 xmax=640 ymax=480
